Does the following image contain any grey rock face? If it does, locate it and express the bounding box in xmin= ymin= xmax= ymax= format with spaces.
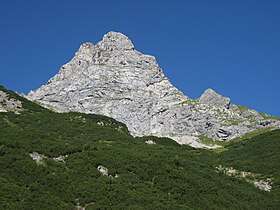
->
xmin=199 ymin=88 xmax=231 ymax=109
xmin=27 ymin=32 xmax=280 ymax=148
xmin=0 ymin=90 xmax=22 ymax=113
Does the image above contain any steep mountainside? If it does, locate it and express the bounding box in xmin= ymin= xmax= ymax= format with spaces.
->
xmin=1 ymin=86 xmax=280 ymax=209
xmin=27 ymin=32 xmax=279 ymax=147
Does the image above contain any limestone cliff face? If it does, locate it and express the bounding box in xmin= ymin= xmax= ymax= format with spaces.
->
xmin=27 ymin=32 xmax=279 ymax=148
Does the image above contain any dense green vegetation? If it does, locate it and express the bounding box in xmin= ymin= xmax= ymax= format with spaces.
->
xmin=218 ymin=129 xmax=280 ymax=190
xmin=0 ymin=86 xmax=280 ymax=209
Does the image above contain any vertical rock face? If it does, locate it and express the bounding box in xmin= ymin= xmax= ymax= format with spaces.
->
xmin=27 ymin=32 xmax=279 ymax=148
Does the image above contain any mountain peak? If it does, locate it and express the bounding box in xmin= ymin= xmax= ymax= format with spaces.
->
xmin=103 ymin=31 xmax=129 ymax=40
xmin=199 ymin=88 xmax=231 ymax=109
xmin=204 ymin=88 xmax=216 ymax=94
xmin=27 ymin=32 xmax=280 ymax=147
xmin=98 ymin=31 xmax=134 ymax=51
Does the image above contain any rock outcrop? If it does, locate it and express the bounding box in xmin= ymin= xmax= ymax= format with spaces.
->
xmin=27 ymin=32 xmax=280 ymax=148
xmin=0 ymin=90 xmax=22 ymax=113
xmin=216 ymin=165 xmax=273 ymax=192
xmin=199 ymin=88 xmax=231 ymax=109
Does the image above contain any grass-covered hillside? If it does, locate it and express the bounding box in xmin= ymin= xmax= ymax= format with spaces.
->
xmin=0 ymin=86 xmax=279 ymax=209
xmin=218 ymin=129 xmax=280 ymax=192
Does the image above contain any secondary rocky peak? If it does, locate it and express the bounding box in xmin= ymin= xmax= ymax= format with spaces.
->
xmin=98 ymin=31 xmax=134 ymax=51
xmin=77 ymin=42 xmax=95 ymax=55
xmin=199 ymin=88 xmax=231 ymax=109
xmin=74 ymin=42 xmax=96 ymax=62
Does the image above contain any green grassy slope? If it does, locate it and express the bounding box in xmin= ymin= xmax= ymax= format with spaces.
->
xmin=218 ymin=129 xmax=280 ymax=193
xmin=0 ymin=86 xmax=280 ymax=209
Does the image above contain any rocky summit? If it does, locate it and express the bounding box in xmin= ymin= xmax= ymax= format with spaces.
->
xmin=27 ymin=32 xmax=279 ymax=148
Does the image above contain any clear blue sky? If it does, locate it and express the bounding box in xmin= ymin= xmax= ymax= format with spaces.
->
xmin=0 ymin=0 xmax=279 ymax=116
